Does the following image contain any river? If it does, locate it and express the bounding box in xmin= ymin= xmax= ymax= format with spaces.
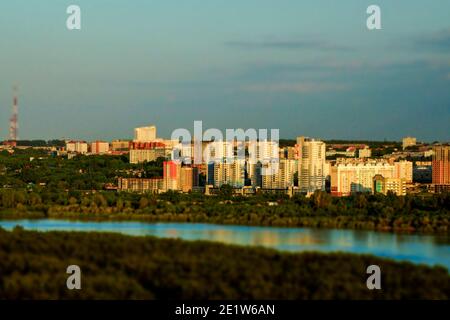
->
xmin=1 ymin=219 xmax=449 ymax=270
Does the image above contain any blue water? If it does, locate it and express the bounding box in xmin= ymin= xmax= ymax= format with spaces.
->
xmin=1 ymin=219 xmax=449 ymax=270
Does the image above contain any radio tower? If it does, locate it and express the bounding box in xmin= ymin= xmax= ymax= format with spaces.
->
xmin=9 ymin=85 xmax=18 ymax=144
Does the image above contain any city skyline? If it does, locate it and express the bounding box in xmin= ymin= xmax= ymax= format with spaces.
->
xmin=1 ymin=1 xmax=449 ymax=141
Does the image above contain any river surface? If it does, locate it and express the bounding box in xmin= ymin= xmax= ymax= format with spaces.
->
xmin=1 ymin=219 xmax=449 ymax=270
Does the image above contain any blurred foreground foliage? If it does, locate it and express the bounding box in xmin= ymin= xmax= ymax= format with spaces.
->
xmin=0 ymin=227 xmax=448 ymax=300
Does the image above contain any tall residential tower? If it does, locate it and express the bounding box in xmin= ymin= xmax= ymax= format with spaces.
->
xmin=297 ymin=136 xmax=326 ymax=193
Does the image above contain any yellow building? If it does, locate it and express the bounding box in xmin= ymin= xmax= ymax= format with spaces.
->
xmin=394 ymin=160 xmax=413 ymax=183
xmin=180 ymin=166 xmax=199 ymax=193
xmin=373 ymin=175 xmax=406 ymax=196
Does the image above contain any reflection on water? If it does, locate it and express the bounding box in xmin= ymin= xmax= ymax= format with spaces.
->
xmin=0 ymin=219 xmax=449 ymax=270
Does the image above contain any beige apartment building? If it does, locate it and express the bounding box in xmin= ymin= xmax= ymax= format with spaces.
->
xmin=373 ymin=175 xmax=406 ymax=196
xmin=394 ymin=160 xmax=413 ymax=183
xmin=118 ymin=177 xmax=163 ymax=193
xmin=90 ymin=141 xmax=110 ymax=154
xmin=331 ymin=159 xmax=395 ymax=196
xmin=66 ymin=141 xmax=88 ymax=154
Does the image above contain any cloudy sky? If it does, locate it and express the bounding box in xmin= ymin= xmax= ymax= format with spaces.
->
xmin=0 ymin=0 xmax=449 ymax=141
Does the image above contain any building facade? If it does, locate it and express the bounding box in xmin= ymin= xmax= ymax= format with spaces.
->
xmin=262 ymin=159 xmax=297 ymax=189
xmin=129 ymin=141 xmax=166 ymax=164
xmin=180 ymin=166 xmax=199 ymax=193
xmin=297 ymin=136 xmax=326 ymax=193
xmin=163 ymin=160 xmax=181 ymax=191
xmin=331 ymin=160 xmax=395 ymax=196
xmin=432 ymin=146 xmax=450 ymax=185
xmin=134 ymin=125 xmax=157 ymax=142
xmin=373 ymin=175 xmax=406 ymax=196
xmin=394 ymin=160 xmax=413 ymax=183
xmin=90 ymin=141 xmax=110 ymax=154
xmin=111 ymin=140 xmax=130 ymax=152
xmin=118 ymin=177 xmax=163 ymax=193
xmin=66 ymin=141 xmax=88 ymax=154
xmin=207 ymin=159 xmax=245 ymax=188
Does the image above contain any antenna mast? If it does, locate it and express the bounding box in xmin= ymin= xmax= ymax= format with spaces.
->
xmin=9 ymin=85 xmax=18 ymax=142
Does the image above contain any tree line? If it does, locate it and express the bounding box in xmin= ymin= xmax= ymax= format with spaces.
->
xmin=0 ymin=227 xmax=448 ymax=299
xmin=0 ymin=188 xmax=448 ymax=233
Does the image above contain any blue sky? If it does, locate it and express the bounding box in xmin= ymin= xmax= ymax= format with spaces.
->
xmin=0 ymin=0 xmax=449 ymax=141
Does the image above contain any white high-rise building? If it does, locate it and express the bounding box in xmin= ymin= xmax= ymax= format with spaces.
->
xmin=297 ymin=136 xmax=326 ymax=193
xmin=134 ymin=125 xmax=157 ymax=142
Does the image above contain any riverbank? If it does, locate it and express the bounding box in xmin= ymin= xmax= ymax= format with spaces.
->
xmin=2 ymin=219 xmax=449 ymax=269
xmin=1 ymin=190 xmax=449 ymax=234
xmin=0 ymin=227 xmax=449 ymax=299
xmin=0 ymin=207 xmax=448 ymax=234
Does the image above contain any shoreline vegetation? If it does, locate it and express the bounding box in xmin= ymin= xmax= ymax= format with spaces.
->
xmin=0 ymin=227 xmax=448 ymax=300
xmin=0 ymin=189 xmax=449 ymax=234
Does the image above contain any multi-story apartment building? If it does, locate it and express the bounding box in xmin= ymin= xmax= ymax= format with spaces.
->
xmin=134 ymin=125 xmax=157 ymax=142
xmin=90 ymin=141 xmax=110 ymax=154
xmin=331 ymin=159 xmax=395 ymax=196
xmin=111 ymin=140 xmax=130 ymax=152
xmin=207 ymin=159 xmax=245 ymax=188
xmin=204 ymin=141 xmax=234 ymax=163
xmin=163 ymin=160 xmax=181 ymax=191
xmin=180 ymin=166 xmax=199 ymax=193
xmin=373 ymin=175 xmax=406 ymax=196
xmin=66 ymin=140 xmax=88 ymax=154
xmin=261 ymin=159 xmax=297 ymax=189
xmin=129 ymin=141 xmax=166 ymax=164
xmin=247 ymin=162 xmax=262 ymax=188
xmin=432 ymin=146 xmax=450 ymax=185
xmin=279 ymin=146 xmax=297 ymax=160
xmin=118 ymin=177 xmax=163 ymax=193
xmin=394 ymin=160 xmax=413 ymax=183
xmin=297 ymin=136 xmax=326 ymax=193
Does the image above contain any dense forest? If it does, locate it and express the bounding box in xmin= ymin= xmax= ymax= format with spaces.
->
xmin=0 ymin=227 xmax=448 ymax=299
xmin=0 ymin=149 xmax=160 ymax=190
